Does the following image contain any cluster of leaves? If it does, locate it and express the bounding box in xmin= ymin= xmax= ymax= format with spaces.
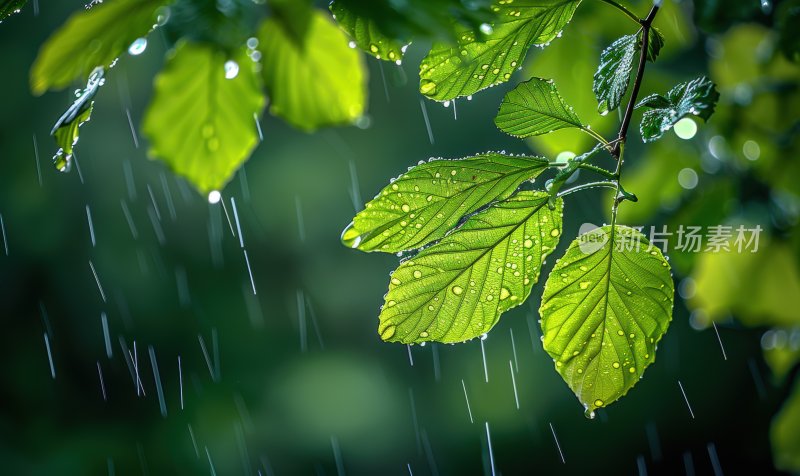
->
xmin=6 ymin=0 xmax=495 ymax=195
xmin=342 ymin=0 xmax=719 ymax=416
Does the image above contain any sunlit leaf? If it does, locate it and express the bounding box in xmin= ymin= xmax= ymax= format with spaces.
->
xmin=30 ymin=0 xmax=167 ymax=96
xmin=259 ymin=9 xmax=367 ymax=131
xmin=772 ymin=381 xmax=800 ymax=472
xmin=419 ymin=0 xmax=582 ymax=101
xmin=50 ymin=67 xmax=104 ymax=173
xmin=763 ymin=330 xmax=800 ymax=383
xmin=268 ymin=0 xmax=313 ymax=46
xmin=593 ymin=34 xmax=637 ymax=115
xmin=0 ymin=0 xmax=26 ymax=22
xmin=142 ymin=42 xmax=265 ymax=194
xmin=330 ymin=0 xmax=409 ymax=62
xmin=635 ymin=76 xmax=719 ymax=142
xmin=342 ymin=153 xmax=550 ymax=253
xmin=495 ymin=77 xmax=584 ymax=137
xmin=378 ymin=191 xmax=563 ymax=344
xmin=540 ymin=225 xmax=674 ymax=416
xmin=689 ymin=239 xmax=800 ymax=329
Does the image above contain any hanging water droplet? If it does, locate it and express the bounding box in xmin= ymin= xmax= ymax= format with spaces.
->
xmin=224 ymin=60 xmax=239 ymax=79
xmin=128 ymin=38 xmax=147 ymax=56
xmin=208 ymin=190 xmax=221 ymax=204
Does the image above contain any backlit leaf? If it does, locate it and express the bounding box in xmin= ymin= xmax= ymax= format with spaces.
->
xmin=540 ymin=225 xmax=674 ymax=416
xmin=259 ymin=9 xmax=367 ymax=131
xmin=495 ymin=77 xmax=584 ymax=137
xmin=342 ymin=153 xmax=550 ymax=253
xmin=378 ymin=191 xmax=563 ymax=344
xmin=635 ymin=76 xmax=719 ymax=142
xmin=772 ymin=381 xmax=800 ymax=473
xmin=419 ymin=0 xmax=582 ymax=101
xmin=142 ymin=42 xmax=265 ymax=194
xmin=30 ymin=0 xmax=167 ymax=95
xmin=593 ymin=34 xmax=637 ymax=115
xmin=330 ymin=0 xmax=409 ymax=62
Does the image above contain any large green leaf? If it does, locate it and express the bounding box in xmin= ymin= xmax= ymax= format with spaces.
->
xmin=378 ymin=191 xmax=563 ymax=344
xmin=30 ymin=0 xmax=167 ymax=96
xmin=418 ymin=0 xmax=582 ymax=101
xmin=0 ymin=0 xmax=26 ymax=22
xmin=635 ymin=76 xmax=719 ymax=142
xmin=342 ymin=153 xmax=550 ymax=253
xmin=50 ymin=67 xmax=104 ymax=173
xmin=593 ymin=34 xmax=637 ymax=115
xmin=495 ymin=78 xmax=584 ymax=137
xmin=142 ymin=42 xmax=265 ymax=194
xmin=259 ymin=9 xmax=367 ymax=131
xmin=772 ymin=381 xmax=800 ymax=473
xmin=330 ymin=1 xmax=409 ymax=62
xmin=540 ymin=225 xmax=674 ymax=416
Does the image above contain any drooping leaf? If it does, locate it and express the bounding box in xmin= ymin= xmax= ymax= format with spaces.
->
xmin=378 ymin=191 xmax=563 ymax=344
xmin=30 ymin=0 xmax=168 ymax=96
xmin=772 ymin=381 xmax=800 ymax=473
xmin=495 ymin=78 xmax=584 ymax=138
xmin=635 ymin=76 xmax=719 ymax=142
xmin=259 ymin=9 xmax=367 ymax=131
xmin=50 ymin=67 xmax=104 ymax=173
xmin=267 ymin=0 xmax=312 ymax=46
xmin=419 ymin=0 xmax=582 ymax=101
xmin=540 ymin=225 xmax=674 ymax=416
xmin=0 ymin=0 xmax=26 ymax=22
xmin=593 ymin=34 xmax=637 ymax=115
xmin=142 ymin=42 xmax=265 ymax=194
xmin=342 ymin=154 xmax=550 ymax=253
xmin=641 ymin=27 xmax=665 ymax=62
xmin=330 ymin=0 xmax=409 ymax=62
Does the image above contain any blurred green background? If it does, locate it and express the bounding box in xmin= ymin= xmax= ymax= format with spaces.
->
xmin=1 ymin=0 xmax=799 ymax=474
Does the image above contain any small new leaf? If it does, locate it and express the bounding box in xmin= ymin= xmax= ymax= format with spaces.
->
xmin=142 ymin=42 xmax=265 ymax=193
xmin=635 ymin=76 xmax=719 ymax=142
xmin=642 ymin=27 xmax=665 ymax=62
xmin=379 ymin=191 xmax=563 ymax=344
xmin=50 ymin=67 xmax=104 ymax=173
xmin=30 ymin=0 xmax=168 ymax=95
xmin=259 ymin=9 xmax=368 ymax=131
xmin=0 ymin=0 xmax=26 ymax=22
xmin=495 ymin=78 xmax=584 ymax=137
xmin=419 ymin=0 xmax=582 ymax=101
xmin=593 ymin=34 xmax=638 ymax=115
xmin=540 ymin=226 xmax=674 ymax=416
xmin=330 ymin=1 xmax=409 ymax=62
xmin=342 ymin=153 xmax=550 ymax=253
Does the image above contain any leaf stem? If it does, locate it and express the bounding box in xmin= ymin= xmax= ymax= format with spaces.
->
xmin=578 ymin=163 xmax=617 ymax=179
xmin=580 ymin=127 xmax=611 ymax=149
xmin=557 ymin=181 xmax=618 ymax=197
xmin=598 ymin=0 xmax=642 ymax=25
xmin=610 ymin=3 xmax=660 ymax=223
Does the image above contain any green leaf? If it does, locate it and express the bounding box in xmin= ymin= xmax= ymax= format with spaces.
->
xmin=378 ymin=191 xmax=563 ymax=344
xmin=540 ymin=225 xmax=674 ymax=416
xmin=342 ymin=153 xmax=550 ymax=253
xmin=772 ymin=381 xmax=800 ymax=473
xmin=635 ymin=76 xmax=719 ymax=142
xmin=419 ymin=0 xmax=582 ymax=101
xmin=50 ymin=67 xmax=104 ymax=173
xmin=642 ymin=27 xmax=665 ymax=62
xmin=142 ymin=42 xmax=265 ymax=194
xmin=30 ymin=0 xmax=167 ymax=96
xmin=495 ymin=78 xmax=584 ymax=138
xmin=593 ymin=34 xmax=637 ymax=115
xmin=777 ymin=0 xmax=800 ymax=62
xmin=259 ymin=9 xmax=367 ymax=131
xmin=268 ymin=0 xmax=313 ymax=46
xmin=330 ymin=1 xmax=409 ymax=62
xmin=0 ymin=0 xmax=26 ymax=22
